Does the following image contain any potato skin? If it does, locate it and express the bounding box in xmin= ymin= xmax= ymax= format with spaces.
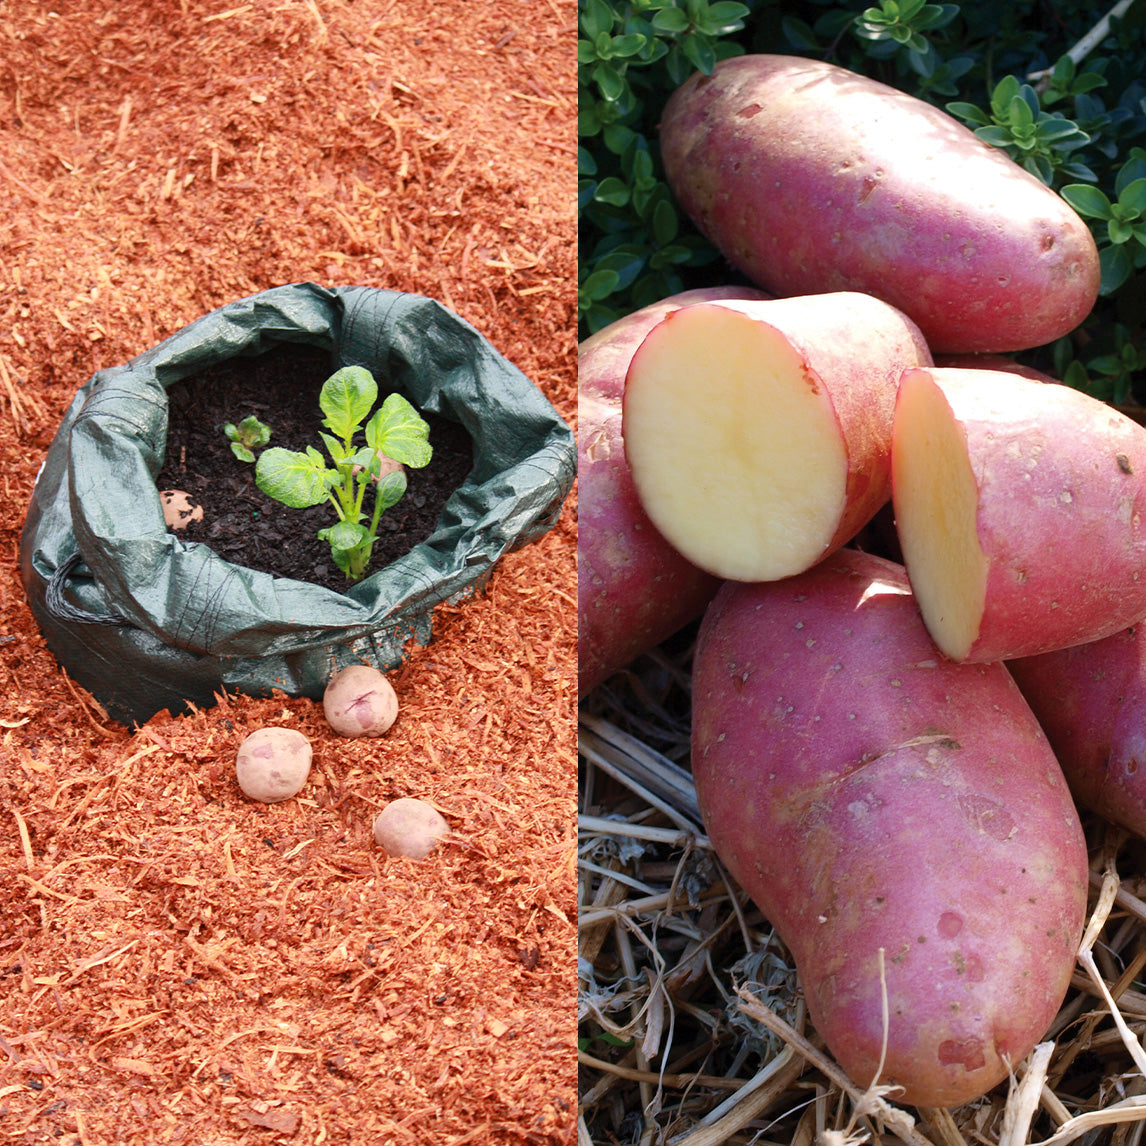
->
xmin=579 ymin=288 xmax=766 ymax=694
xmin=1010 ymin=625 xmax=1146 ymax=837
xmin=660 ymin=54 xmax=1099 ymax=354
xmin=691 ymin=549 xmax=1087 ymax=1107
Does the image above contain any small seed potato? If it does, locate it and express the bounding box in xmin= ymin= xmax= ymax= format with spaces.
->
xmin=159 ymin=489 xmax=203 ymax=530
xmin=235 ymin=727 xmax=313 ymax=803
xmin=372 ymin=798 xmax=449 ymax=860
xmin=323 ymin=664 xmax=399 ymax=738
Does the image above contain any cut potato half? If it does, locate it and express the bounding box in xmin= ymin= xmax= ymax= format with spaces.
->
xmin=892 ymin=366 xmax=1146 ymax=663
xmin=891 ymin=368 xmax=988 ymax=660
xmin=622 ymin=293 xmax=931 ymax=584
xmin=623 ymin=304 xmax=846 ymax=582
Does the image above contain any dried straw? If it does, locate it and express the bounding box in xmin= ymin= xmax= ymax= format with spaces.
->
xmin=579 ymin=645 xmax=1146 ymax=1144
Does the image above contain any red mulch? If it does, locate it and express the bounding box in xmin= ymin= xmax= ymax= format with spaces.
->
xmin=0 ymin=2 xmax=577 ymax=1143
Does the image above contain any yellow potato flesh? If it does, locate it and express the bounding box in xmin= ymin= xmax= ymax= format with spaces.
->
xmin=624 ymin=305 xmax=847 ymax=582
xmin=892 ymin=370 xmax=988 ymax=660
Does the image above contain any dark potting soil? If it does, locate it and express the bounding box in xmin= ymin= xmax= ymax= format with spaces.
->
xmin=155 ymin=343 xmax=474 ymax=594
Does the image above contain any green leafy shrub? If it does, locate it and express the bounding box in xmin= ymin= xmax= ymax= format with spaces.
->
xmin=578 ymin=0 xmax=1146 ymax=404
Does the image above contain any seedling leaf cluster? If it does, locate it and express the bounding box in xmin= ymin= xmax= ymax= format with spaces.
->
xmin=254 ymin=366 xmax=432 ymax=582
xmin=223 ymin=414 xmax=271 ymax=463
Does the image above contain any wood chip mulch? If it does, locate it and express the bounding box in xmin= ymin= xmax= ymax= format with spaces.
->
xmin=0 ymin=2 xmax=577 ymax=1143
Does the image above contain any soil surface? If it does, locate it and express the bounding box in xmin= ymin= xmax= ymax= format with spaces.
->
xmin=156 ymin=342 xmax=474 ymax=592
xmin=0 ymin=3 xmax=577 ymax=1144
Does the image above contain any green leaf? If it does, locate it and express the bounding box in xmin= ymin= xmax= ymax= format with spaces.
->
xmin=1062 ymin=360 xmax=1089 ymax=391
xmin=651 ymin=6 xmax=690 ymax=33
xmin=652 ymin=197 xmax=678 ymax=246
xmin=946 ymin=101 xmax=989 ymax=126
xmin=594 ymin=176 xmax=631 ymax=207
xmin=255 ymin=447 xmax=333 ymax=508
xmin=990 ymin=75 xmax=1020 ymax=119
xmin=1008 ymin=93 xmax=1034 ymax=130
xmin=580 ymin=267 xmax=619 ymax=303
xmin=374 ymin=469 xmax=408 ymax=514
xmin=602 ymin=123 xmax=636 ymax=156
xmin=580 ymin=0 xmax=613 ymax=41
xmin=318 ymin=520 xmax=370 ymax=554
xmin=319 ymin=431 xmax=350 ymax=466
xmin=1109 ymin=217 xmax=1134 ymax=244
xmin=1099 ymin=244 xmax=1133 ymax=295
xmin=975 ymin=125 xmax=1016 ymax=148
xmin=320 ymin=366 xmax=377 ymax=440
xmin=1061 ymin=183 xmax=1114 ymax=219
xmin=780 ymin=15 xmax=820 ymax=50
xmin=680 ymin=32 xmax=716 ymax=74
xmin=914 ymin=3 xmax=958 ymax=31
xmin=705 ymin=3 xmax=750 ymax=30
xmin=350 ymin=446 xmax=380 ymax=473
xmin=1118 ymin=177 xmax=1146 ymax=218
xmin=1036 ymin=118 xmax=1087 ymax=144
xmin=1023 ymin=152 xmax=1054 ymax=185
xmin=230 ymin=442 xmax=255 ymax=463
xmin=1072 ymin=72 xmax=1108 ymax=95
xmin=593 ymin=60 xmax=626 ymax=102
xmin=364 ymin=393 xmax=433 ymax=469
xmin=609 ymin=33 xmax=648 ymax=58
xmin=1051 ymin=55 xmax=1075 ymax=86
xmin=1116 ymin=151 xmax=1146 ymax=197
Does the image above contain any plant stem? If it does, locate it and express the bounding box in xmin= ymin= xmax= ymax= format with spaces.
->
xmin=1028 ymin=0 xmax=1137 ymax=84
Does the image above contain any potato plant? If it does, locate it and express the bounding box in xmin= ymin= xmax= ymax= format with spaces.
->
xmin=255 ymin=366 xmax=432 ymax=582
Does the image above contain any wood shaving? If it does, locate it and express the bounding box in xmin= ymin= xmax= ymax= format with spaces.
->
xmin=0 ymin=2 xmax=577 ymax=1142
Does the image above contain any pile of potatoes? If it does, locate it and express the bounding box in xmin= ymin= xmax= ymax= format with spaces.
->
xmin=235 ymin=663 xmax=448 ymax=860
xmin=579 ymin=54 xmax=1146 ymax=1107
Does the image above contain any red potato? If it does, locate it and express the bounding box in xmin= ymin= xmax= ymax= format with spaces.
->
xmin=892 ymin=366 xmax=1146 ymax=663
xmin=659 ymin=54 xmax=1099 ymax=354
xmin=622 ymin=292 xmax=931 ymax=583
xmin=1010 ymin=624 xmax=1146 ymax=837
xmin=691 ymin=548 xmax=1087 ymax=1108
xmin=579 ymin=287 xmax=767 ymax=695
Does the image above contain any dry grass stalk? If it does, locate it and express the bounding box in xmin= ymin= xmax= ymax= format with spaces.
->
xmin=580 ymin=651 xmax=1146 ymax=1145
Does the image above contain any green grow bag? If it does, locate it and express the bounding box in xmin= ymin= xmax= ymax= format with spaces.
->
xmin=20 ymin=283 xmax=576 ymax=725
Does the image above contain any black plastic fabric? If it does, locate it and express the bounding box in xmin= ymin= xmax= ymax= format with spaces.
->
xmin=20 ymin=283 xmax=576 ymax=725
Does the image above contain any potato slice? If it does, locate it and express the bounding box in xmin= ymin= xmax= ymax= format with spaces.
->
xmin=890 ymin=370 xmax=988 ymax=660
xmin=622 ymin=293 xmax=930 ymax=582
xmin=892 ymin=366 xmax=1146 ymax=662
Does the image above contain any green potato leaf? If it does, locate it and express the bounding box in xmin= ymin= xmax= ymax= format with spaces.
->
xmin=365 ymin=393 xmax=433 ymax=468
xmin=374 ymin=469 xmax=408 ymax=514
xmin=319 ymin=366 xmax=377 ymax=440
xmin=317 ymin=520 xmax=370 ymax=554
xmin=255 ymin=447 xmax=333 ymax=508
